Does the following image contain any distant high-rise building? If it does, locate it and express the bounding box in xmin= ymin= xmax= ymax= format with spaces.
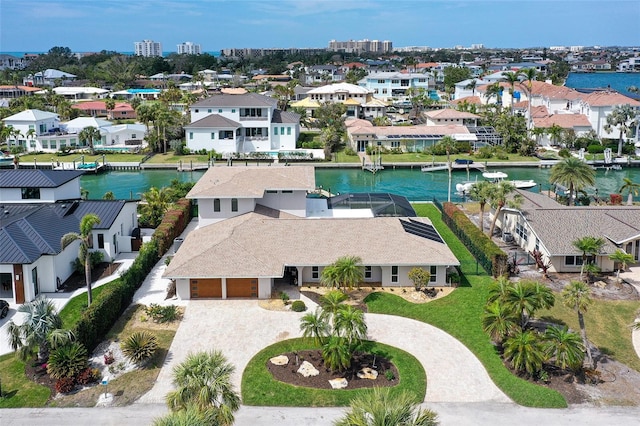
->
xmin=328 ymin=39 xmax=393 ymax=53
xmin=134 ymin=40 xmax=163 ymax=57
xmin=177 ymin=41 xmax=202 ymax=55
xmin=471 ymin=43 xmax=484 ymax=49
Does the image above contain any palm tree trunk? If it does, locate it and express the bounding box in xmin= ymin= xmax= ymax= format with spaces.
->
xmin=488 ymin=205 xmax=502 ymax=237
xmin=479 ymin=204 xmax=485 ymax=233
xmin=578 ymin=311 xmax=594 ymax=369
xmin=85 ymin=252 xmax=93 ymax=306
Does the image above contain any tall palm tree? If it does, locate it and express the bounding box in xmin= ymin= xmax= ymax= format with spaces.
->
xmin=608 ymin=249 xmax=634 ymax=283
xmin=543 ymin=325 xmax=585 ymax=372
xmin=300 ymin=308 xmax=330 ymax=346
xmin=484 ymin=82 xmax=503 ymax=106
xmin=619 ymin=177 xmax=640 ymax=205
xmin=439 ymin=135 xmax=457 ymax=202
xmin=501 ymin=71 xmax=520 ymax=114
xmin=468 ymin=180 xmax=492 ymax=233
xmin=464 ymin=79 xmax=478 ymax=96
xmin=140 ymin=186 xmax=173 ymax=227
xmin=319 ymin=290 xmax=348 ymax=327
xmin=519 ymin=68 xmax=538 ymax=130
xmin=486 ymin=181 xmax=519 ymax=237
xmin=166 ymin=350 xmax=240 ymax=426
xmin=603 ymin=104 xmax=640 ymax=156
xmin=571 ymin=236 xmax=605 ymax=282
xmin=545 ymin=124 xmax=564 ymax=146
xmin=334 ymin=305 xmax=367 ymax=350
xmin=335 ymin=387 xmax=439 ymax=426
xmin=549 ymin=157 xmax=596 ymax=206
xmin=61 ymin=213 xmax=101 ymax=306
xmin=78 ymin=126 xmax=102 ymax=155
xmin=104 ymin=97 xmax=116 ymax=120
xmin=562 ymin=280 xmax=594 ymax=369
xmin=503 ymin=329 xmax=545 ymax=377
xmin=7 ymin=296 xmax=71 ymax=361
xmin=482 ymin=300 xmax=519 ymax=343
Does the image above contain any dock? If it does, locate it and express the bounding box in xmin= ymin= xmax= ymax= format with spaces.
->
xmin=421 ymin=162 xmax=486 ymax=172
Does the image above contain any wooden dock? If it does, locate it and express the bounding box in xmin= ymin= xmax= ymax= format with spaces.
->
xmin=421 ymin=162 xmax=486 ymax=172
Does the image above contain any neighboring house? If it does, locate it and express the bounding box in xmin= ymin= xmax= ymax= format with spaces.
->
xmin=493 ymin=190 xmax=640 ymax=274
xmin=291 ymin=82 xmax=387 ymax=119
xmin=23 ymin=69 xmax=77 ymax=87
xmin=578 ymin=91 xmax=640 ymax=143
xmin=358 ymin=72 xmax=434 ymax=101
xmin=109 ymin=88 xmax=161 ymax=100
xmin=453 ymin=78 xmax=489 ymax=100
xmin=2 ymin=109 xmax=61 ymax=150
xmin=0 ymin=54 xmax=31 ymax=70
xmin=571 ymin=61 xmax=612 ymax=72
xmin=39 ymin=87 xmax=109 ymax=100
xmin=618 ymin=57 xmax=640 ymax=72
xmin=184 ymin=93 xmax=300 ymax=155
xmin=0 ymin=85 xmax=42 ymax=99
xmin=302 ymin=65 xmax=343 ymax=85
xmin=163 ymin=166 xmax=459 ymax=299
xmin=424 ymin=109 xmax=479 ymax=126
xmin=72 ymin=101 xmax=137 ymax=119
xmin=0 ymin=170 xmax=138 ymax=303
xmin=532 ymin=114 xmax=593 ymax=146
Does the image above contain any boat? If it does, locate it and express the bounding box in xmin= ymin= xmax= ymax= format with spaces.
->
xmin=482 ymin=171 xmax=537 ymax=189
xmin=455 ymin=179 xmax=477 ymax=194
xmin=0 ymin=152 xmax=15 ymax=164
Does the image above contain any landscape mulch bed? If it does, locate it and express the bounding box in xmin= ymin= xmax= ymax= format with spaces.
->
xmin=24 ymin=359 xmax=58 ymax=397
xmin=267 ymin=350 xmax=398 ymax=390
xmin=59 ymin=262 xmax=121 ymax=293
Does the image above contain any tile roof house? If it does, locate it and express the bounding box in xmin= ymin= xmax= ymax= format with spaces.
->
xmin=493 ymin=190 xmax=640 ymax=274
xmin=163 ymin=165 xmax=459 ymax=299
xmin=0 ymin=170 xmax=138 ymax=303
xmin=291 ymin=82 xmax=387 ymax=120
xmin=185 ymin=93 xmax=300 ymax=155
xmin=23 ymin=69 xmax=77 ymax=87
xmin=71 ymin=101 xmax=136 ymax=119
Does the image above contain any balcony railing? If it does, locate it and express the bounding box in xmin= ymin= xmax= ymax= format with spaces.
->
xmin=239 ymin=116 xmax=269 ymax=121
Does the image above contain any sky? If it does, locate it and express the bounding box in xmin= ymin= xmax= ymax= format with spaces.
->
xmin=1 ymin=0 xmax=639 ymax=53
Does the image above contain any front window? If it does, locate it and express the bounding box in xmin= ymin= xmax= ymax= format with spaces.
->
xmin=430 ymin=266 xmax=437 ymax=283
xmin=312 ymin=266 xmax=319 ymax=279
xmin=391 ymin=266 xmax=398 ymax=283
xmin=32 ymin=267 xmax=39 ymax=296
xmin=98 ymin=233 xmax=105 ymax=249
xmin=214 ymin=198 xmax=220 ymax=212
xmin=365 ymin=266 xmax=372 ymax=279
xmin=231 ymin=198 xmax=238 ymax=212
xmin=219 ymin=130 xmax=234 ymax=139
xmin=21 ymin=187 xmax=40 ymax=199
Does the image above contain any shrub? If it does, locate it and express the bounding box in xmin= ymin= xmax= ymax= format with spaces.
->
xmin=76 ymin=367 xmax=101 ymax=385
xmin=344 ymin=147 xmax=357 ymax=156
xmin=47 ymin=342 xmax=89 ymax=379
xmin=610 ymin=193 xmax=622 ymax=205
xmin=587 ymin=144 xmax=605 ymax=154
xmin=384 ymin=369 xmax=395 ymax=380
xmin=280 ymin=291 xmax=290 ymax=304
xmin=55 ymin=377 xmax=76 ymax=394
xmin=291 ymin=300 xmax=307 ymax=312
xmin=476 ymin=146 xmax=494 ymax=159
xmin=144 ymin=304 xmax=179 ymax=323
xmin=121 ymin=331 xmax=158 ymax=365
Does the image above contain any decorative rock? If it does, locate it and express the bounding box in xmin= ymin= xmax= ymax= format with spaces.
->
xmin=329 ymin=378 xmax=348 ymax=389
xmin=357 ymin=367 xmax=379 ymax=380
xmin=297 ymin=360 xmax=319 ymax=377
xmin=269 ymin=355 xmax=289 ymax=366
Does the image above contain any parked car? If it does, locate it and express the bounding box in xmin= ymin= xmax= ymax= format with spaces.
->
xmin=0 ymin=300 xmax=9 ymax=319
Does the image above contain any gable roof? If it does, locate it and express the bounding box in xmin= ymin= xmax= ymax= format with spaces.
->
xmin=425 ymin=109 xmax=479 ymax=120
xmin=163 ymin=212 xmax=458 ymax=279
xmin=579 ymin=91 xmax=640 ymax=107
xmin=192 ymin=93 xmax=277 ymax=108
xmin=533 ymin=114 xmax=592 ymax=129
xmin=65 ymin=116 xmax=112 ymax=130
xmin=184 ymin=114 xmax=241 ymax=129
xmin=271 ymin=110 xmax=300 ymax=124
xmin=3 ymin=109 xmax=59 ymax=122
xmin=0 ymin=169 xmax=84 ymax=188
xmin=187 ymin=166 xmax=316 ymax=198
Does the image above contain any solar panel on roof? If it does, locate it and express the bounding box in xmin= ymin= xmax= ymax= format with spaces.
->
xmin=399 ymin=219 xmax=444 ymax=244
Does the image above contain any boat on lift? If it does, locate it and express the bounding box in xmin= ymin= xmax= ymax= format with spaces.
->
xmin=482 ymin=171 xmax=537 ymax=189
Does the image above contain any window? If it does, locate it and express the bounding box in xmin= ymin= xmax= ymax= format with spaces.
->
xmin=87 ymin=233 xmax=94 ymax=248
xmin=392 ymin=79 xmax=399 ymax=84
xmin=282 ymin=190 xmax=293 ymax=194
xmin=377 ymin=79 xmax=386 ymax=84
xmin=312 ymin=266 xmax=319 ymax=279
xmin=231 ymin=198 xmax=238 ymax=212
xmin=98 ymin=233 xmax=105 ymax=249
xmin=280 ymin=127 xmax=285 ymax=135
xmin=382 ymin=89 xmax=387 ymax=94
xmin=274 ymin=127 xmax=278 ymax=135
xmin=195 ymin=109 xmax=199 ymax=113
xmin=50 ymin=140 xmax=57 ymax=149
xmin=430 ymin=266 xmax=437 ymax=283
xmin=535 ymin=238 xmax=540 ymax=252
xmin=515 ymin=222 xmax=528 ymax=241
xmin=21 ymin=187 xmax=40 ymax=199
xmin=32 ymin=267 xmax=39 ymax=296
xmin=42 ymin=140 xmax=48 ymax=148
xmin=219 ymin=130 xmax=233 ymax=139
xmin=189 ymin=132 xmax=193 ymax=140
xmin=218 ymin=109 xmax=223 ymax=113
xmin=208 ymin=109 xmax=212 ymax=113
xmin=565 ymin=256 xmax=590 ymax=266
xmin=391 ymin=266 xmax=398 ymax=283
xmin=401 ymin=80 xmax=409 ymax=87
xmin=232 ymin=109 xmax=235 ymax=113
xmin=391 ymin=141 xmax=400 ymax=148
xmin=265 ymin=190 xmax=277 ymax=194
xmin=131 ymin=134 xmax=137 ymax=139
xmin=365 ymin=266 xmax=372 ymax=279
xmin=418 ymin=78 xmax=426 ymax=83
xmin=211 ymin=132 xmax=215 ymax=139
xmin=30 ymin=141 xmax=36 ymax=148
xmin=214 ymin=198 xmax=220 ymax=212
xmin=287 ymin=127 xmax=291 ymax=135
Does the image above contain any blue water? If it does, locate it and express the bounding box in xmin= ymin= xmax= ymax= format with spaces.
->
xmin=0 ymin=51 xmax=221 ymax=57
xmin=565 ymin=72 xmax=640 ymax=99
xmin=80 ymin=167 xmax=640 ymax=202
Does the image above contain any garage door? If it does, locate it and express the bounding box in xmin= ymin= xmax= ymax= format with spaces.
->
xmin=190 ymin=278 xmax=222 ymax=298
xmin=227 ymin=278 xmax=258 ymax=298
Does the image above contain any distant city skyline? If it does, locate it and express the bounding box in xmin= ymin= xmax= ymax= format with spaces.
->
xmin=1 ymin=0 xmax=639 ymax=53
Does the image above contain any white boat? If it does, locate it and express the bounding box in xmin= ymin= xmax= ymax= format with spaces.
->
xmin=0 ymin=152 xmax=15 ymax=164
xmin=482 ymin=171 xmax=537 ymax=189
xmin=455 ymin=180 xmax=477 ymax=193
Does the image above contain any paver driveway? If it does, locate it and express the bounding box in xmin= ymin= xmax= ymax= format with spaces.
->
xmin=137 ymin=300 xmax=509 ymax=404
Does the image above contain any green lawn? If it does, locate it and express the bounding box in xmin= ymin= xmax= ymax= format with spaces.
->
xmin=242 ymin=338 xmax=426 ymax=406
xmin=145 ymin=152 xmax=211 ymax=163
xmin=59 ymin=284 xmax=110 ymax=329
xmin=18 ymin=152 xmax=146 ymax=163
xmin=0 ymin=353 xmax=51 ymax=408
xmin=364 ymin=203 xmax=567 ymax=408
xmin=333 ymin=151 xmax=540 ymax=164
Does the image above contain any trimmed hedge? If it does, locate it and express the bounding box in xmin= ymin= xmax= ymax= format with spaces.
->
xmin=440 ymin=201 xmax=507 ymax=277
xmin=72 ymin=198 xmax=192 ymax=352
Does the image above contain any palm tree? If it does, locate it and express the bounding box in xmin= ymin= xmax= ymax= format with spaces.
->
xmin=300 ymin=308 xmax=330 ymax=346
xmin=572 ymin=236 xmax=605 ymax=282
xmin=102 ymin=191 xmax=115 ymax=200
xmin=503 ymin=329 xmax=545 ymax=377
xmin=78 ymin=126 xmax=101 ymax=155
xmin=7 ymin=296 xmax=71 ymax=361
xmin=335 ymin=387 xmax=439 ymax=426
xmin=562 ymin=280 xmax=594 ymax=369
xmin=543 ymin=325 xmax=584 ymax=372
xmin=505 ymin=280 xmax=554 ymax=328
xmin=487 ymin=275 xmax=512 ymax=304
xmin=322 ymin=335 xmax=352 ymax=372
xmin=486 ymin=181 xmax=519 ymax=237
xmin=105 ymin=97 xmax=116 ymax=120
xmin=531 ymin=127 xmax=546 ymax=145
xmin=321 ymin=256 xmax=363 ymax=291
xmin=608 ymin=249 xmax=634 ymax=283
xmin=166 ymin=350 xmax=240 ymax=426
xmin=484 ymin=82 xmax=502 ymax=105
xmin=319 ymin=290 xmax=348 ymax=327
xmin=60 ymin=213 xmax=101 ymax=306
xmin=519 ymin=68 xmax=538 ymax=130
xmin=464 ymin=79 xmax=477 ymax=96
xmin=619 ymin=177 xmax=640 ymax=205
xmin=153 ymin=405 xmax=221 ymax=426
xmin=468 ymin=180 xmax=492 ymax=233
xmin=501 ymin=71 xmax=520 ymax=114
xmin=140 ymin=186 xmax=173 ymax=227
xmin=439 ymin=135 xmax=457 ymax=202
xmin=482 ymin=300 xmax=520 ymax=343
xmin=334 ymin=305 xmax=367 ymax=350
xmin=549 ymin=157 xmax=596 ymax=206
xmin=603 ymin=104 xmax=640 ymax=156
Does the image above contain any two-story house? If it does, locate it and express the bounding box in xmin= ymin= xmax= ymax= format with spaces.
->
xmin=184 ymin=93 xmax=300 ymax=155
xmin=2 ymin=109 xmax=61 ymax=151
xmin=291 ymin=82 xmax=387 ymax=119
xmin=358 ymin=72 xmax=434 ymax=101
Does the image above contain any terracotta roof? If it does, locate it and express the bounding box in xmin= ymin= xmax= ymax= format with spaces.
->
xmin=348 ymin=124 xmax=470 ymax=137
xmin=345 ymin=119 xmax=373 ymax=128
xmin=186 ymin=165 xmax=316 ymax=198
xmin=71 ymin=101 xmax=133 ymax=112
xmin=450 ymin=96 xmax=482 ymax=105
xmin=164 ymin=212 xmax=459 ymax=279
xmin=530 ymin=105 xmax=550 ymax=118
xmin=533 ymin=114 xmax=592 ymax=129
xmin=0 ymin=85 xmax=42 ymax=92
xmin=580 ymin=91 xmax=640 ymax=107
xmin=220 ymin=87 xmax=248 ymax=95
xmin=424 ymin=109 xmax=479 ymax=120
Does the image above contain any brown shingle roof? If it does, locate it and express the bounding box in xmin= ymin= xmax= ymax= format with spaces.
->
xmin=184 ymin=114 xmax=240 ymax=128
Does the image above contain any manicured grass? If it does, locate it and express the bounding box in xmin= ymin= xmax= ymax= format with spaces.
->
xmin=538 ymin=298 xmax=640 ymax=372
xmin=365 ymin=203 xmax=567 ymax=408
xmin=0 ymin=353 xmax=51 ymax=408
xmin=334 ymin=151 xmax=360 ymax=163
xmin=59 ymin=283 xmax=110 ymax=329
xmin=18 ymin=152 xmax=146 ymax=163
xmin=145 ymin=152 xmax=211 ymax=163
xmin=241 ymin=338 xmax=426 ymax=407
xmin=333 ymin=152 xmax=540 ymax=164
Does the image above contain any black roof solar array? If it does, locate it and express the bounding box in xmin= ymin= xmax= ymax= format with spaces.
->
xmin=399 ymin=218 xmax=444 ymax=244
xmin=327 ymin=193 xmax=416 ymax=217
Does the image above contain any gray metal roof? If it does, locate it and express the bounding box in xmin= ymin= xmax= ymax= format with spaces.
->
xmin=0 ymin=200 xmax=132 ymax=264
xmin=0 ymin=169 xmax=85 ymax=188
xmin=271 ymin=110 xmax=300 ymax=124
xmin=192 ymin=93 xmax=277 ymax=108
xmin=184 ymin=114 xmax=240 ymax=129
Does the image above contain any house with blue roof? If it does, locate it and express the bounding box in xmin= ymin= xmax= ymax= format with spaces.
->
xmin=22 ymin=69 xmax=77 ymax=87
xmin=0 ymin=169 xmax=138 ymax=304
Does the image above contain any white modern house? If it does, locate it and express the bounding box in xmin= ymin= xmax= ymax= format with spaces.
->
xmin=184 ymin=93 xmax=300 ymax=155
xmin=22 ymin=69 xmax=77 ymax=87
xmin=2 ymin=109 xmax=61 ymax=150
xmin=0 ymin=170 xmax=138 ymax=304
xmin=163 ymin=165 xmax=459 ymax=300
xmin=358 ymin=72 xmax=434 ymax=101
xmin=291 ymin=82 xmax=388 ymax=120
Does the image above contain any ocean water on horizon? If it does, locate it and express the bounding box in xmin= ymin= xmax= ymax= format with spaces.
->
xmin=0 ymin=51 xmax=221 ymax=57
xmin=565 ymin=72 xmax=640 ymax=98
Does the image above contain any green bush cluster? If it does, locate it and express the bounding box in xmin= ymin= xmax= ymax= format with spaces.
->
xmin=121 ymin=331 xmax=158 ymax=365
xmin=153 ymin=198 xmax=192 ymax=254
xmin=587 ymin=144 xmax=605 ymax=154
xmin=144 ymin=304 xmax=179 ymax=323
xmin=441 ymin=202 xmax=507 ymax=277
xmin=290 ymin=300 xmax=307 ymax=312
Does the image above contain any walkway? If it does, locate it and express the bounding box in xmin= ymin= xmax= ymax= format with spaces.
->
xmin=619 ymin=265 xmax=640 ymax=359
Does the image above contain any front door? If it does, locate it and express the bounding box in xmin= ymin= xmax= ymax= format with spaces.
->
xmin=357 ymin=140 xmax=368 ymax=152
